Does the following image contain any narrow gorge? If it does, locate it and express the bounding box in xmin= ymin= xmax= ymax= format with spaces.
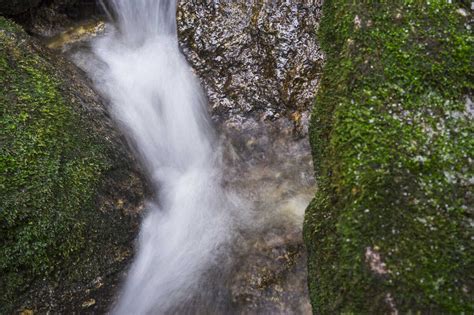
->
xmin=0 ymin=0 xmax=472 ymax=314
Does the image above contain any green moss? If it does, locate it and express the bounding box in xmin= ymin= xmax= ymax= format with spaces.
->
xmin=0 ymin=17 xmax=113 ymax=311
xmin=304 ymin=1 xmax=473 ymax=313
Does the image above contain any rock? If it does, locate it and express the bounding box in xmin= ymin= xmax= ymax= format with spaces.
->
xmin=229 ymin=226 xmax=312 ymax=314
xmin=81 ymin=298 xmax=96 ymax=308
xmin=177 ymin=1 xmax=323 ymax=133
xmin=0 ymin=17 xmax=145 ymax=313
xmin=9 ymin=0 xmax=102 ymax=37
xmin=0 ymin=0 xmax=41 ymax=16
xmin=304 ymin=1 xmax=473 ymax=313
xmin=46 ymin=19 xmax=105 ymax=49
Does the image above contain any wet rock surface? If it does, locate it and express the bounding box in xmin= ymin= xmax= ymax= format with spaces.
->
xmin=177 ymin=1 xmax=323 ymax=132
xmin=30 ymin=0 xmax=101 ymax=36
xmin=175 ymin=1 xmax=322 ymax=312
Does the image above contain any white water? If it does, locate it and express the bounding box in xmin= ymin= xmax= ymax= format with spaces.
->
xmin=69 ymin=0 xmax=319 ymax=313
xmin=92 ymin=0 xmax=239 ymax=313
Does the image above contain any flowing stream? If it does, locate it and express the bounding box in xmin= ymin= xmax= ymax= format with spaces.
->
xmin=92 ymin=0 xmax=242 ymax=313
xmin=69 ymin=0 xmax=315 ymax=313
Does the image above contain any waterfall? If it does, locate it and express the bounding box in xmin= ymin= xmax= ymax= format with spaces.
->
xmin=92 ymin=0 xmax=238 ymax=313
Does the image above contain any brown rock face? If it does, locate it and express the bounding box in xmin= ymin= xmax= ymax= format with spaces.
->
xmin=177 ymin=1 xmax=323 ymax=129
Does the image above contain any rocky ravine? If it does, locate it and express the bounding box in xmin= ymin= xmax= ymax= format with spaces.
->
xmin=20 ymin=1 xmax=472 ymax=313
xmin=2 ymin=0 xmax=325 ymax=313
xmin=65 ymin=1 xmax=324 ymax=313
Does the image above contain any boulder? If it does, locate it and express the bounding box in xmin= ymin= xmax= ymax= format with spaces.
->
xmin=0 ymin=17 xmax=145 ymax=313
xmin=304 ymin=1 xmax=473 ymax=313
xmin=177 ymin=1 xmax=323 ymax=133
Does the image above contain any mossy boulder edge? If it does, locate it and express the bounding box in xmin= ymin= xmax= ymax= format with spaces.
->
xmin=0 ymin=17 xmax=145 ymax=313
xmin=304 ymin=1 xmax=473 ymax=313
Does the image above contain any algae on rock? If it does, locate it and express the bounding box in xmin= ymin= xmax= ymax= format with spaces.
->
xmin=0 ymin=17 xmax=144 ymax=313
xmin=304 ymin=1 xmax=473 ymax=313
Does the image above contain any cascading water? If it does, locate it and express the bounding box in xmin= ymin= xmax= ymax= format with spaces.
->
xmin=62 ymin=0 xmax=318 ymax=313
xmin=92 ymin=0 xmax=239 ymax=313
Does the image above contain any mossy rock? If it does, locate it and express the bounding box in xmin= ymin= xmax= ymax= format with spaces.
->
xmin=304 ymin=1 xmax=473 ymax=313
xmin=0 ymin=17 xmax=145 ymax=313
